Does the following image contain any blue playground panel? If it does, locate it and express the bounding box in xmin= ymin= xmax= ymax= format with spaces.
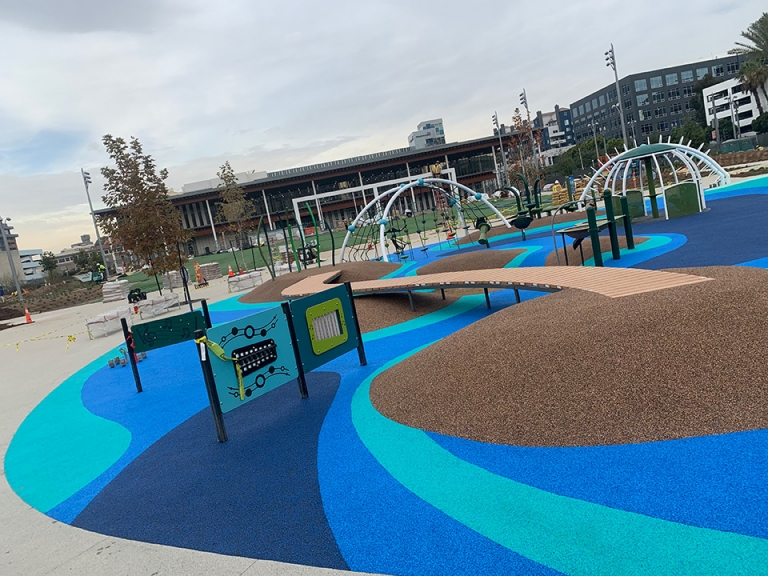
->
xmin=6 ymin=175 xmax=768 ymax=575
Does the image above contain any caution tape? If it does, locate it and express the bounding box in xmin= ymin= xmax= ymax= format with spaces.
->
xmin=0 ymin=328 xmax=90 ymax=351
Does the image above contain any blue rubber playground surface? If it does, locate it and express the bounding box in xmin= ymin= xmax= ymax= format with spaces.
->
xmin=7 ymin=175 xmax=768 ymax=575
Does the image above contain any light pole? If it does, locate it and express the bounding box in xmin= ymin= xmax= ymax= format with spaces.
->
xmin=519 ymin=89 xmax=540 ymax=174
xmin=0 ymin=215 xmax=23 ymax=301
xmin=492 ymin=111 xmax=510 ymax=186
xmin=589 ymin=121 xmax=600 ymax=163
xmin=605 ymin=43 xmax=629 ymax=150
xmin=81 ymin=169 xmax=111 ymax=277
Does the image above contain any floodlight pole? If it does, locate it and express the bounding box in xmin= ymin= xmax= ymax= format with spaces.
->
xmin=606 ymin=44 xmax=629 ymax=149
xmin=492 ymin=111 xmax=510 ymax=186
xmin=81 ymin=168 xmax=111 ymax=276
xmin=0 ymin=215 xmax=23 ymax=301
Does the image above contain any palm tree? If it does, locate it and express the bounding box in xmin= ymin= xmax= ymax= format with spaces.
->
xmin=738 ymin=60 xmax=768 ymax=116
xmin=730 ymin=12 xmax=768 ymax=60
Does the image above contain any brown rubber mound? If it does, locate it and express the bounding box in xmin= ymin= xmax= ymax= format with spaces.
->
xmin=416 ymin=250 xmax=524 ymax=276
xmin=457 ymin=211 xmax=585 ymax=245
xmin=239 ymin=261 xmax=400 ymax=304
xmin=239 ymin=260 xmax=464 ymax=333
xmin=545 ymin=236 xmax=648 ymax=266
xmin=370 ymin=266 xmax=768 ymax=446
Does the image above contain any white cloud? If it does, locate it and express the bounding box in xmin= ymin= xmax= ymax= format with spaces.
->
xmin=0 ymin=0 xmax=765 ymax=251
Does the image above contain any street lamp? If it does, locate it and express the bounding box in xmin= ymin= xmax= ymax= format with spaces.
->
xmin=589 ymin=121 xmax=600 ymax=163
xmin=0 ymin=215 xmax=24 ymax=302
xmin=605 ymin=43 xmax=629 ymax=149
xmin=81 ymin=169 xmax=111 ymax=277
xmin=492 ymin=111 xmax=510 ymax=186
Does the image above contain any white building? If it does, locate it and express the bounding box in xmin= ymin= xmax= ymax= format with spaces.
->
xmin=408 ymin=119 xmax=446 ymax=149
xmin=19 ymin=249 xmax=44 ymax=283
xmin=0 ymin=221 xmax=25 ymax=285
xmin=703 ymin=77 xmax=767 ymax=138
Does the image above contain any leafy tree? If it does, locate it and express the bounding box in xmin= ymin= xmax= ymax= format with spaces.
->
xmin=216 ymin=161 xmax=256 ymax=249
xmin=690 ymin=74 xmax=721 ymax=128
xmin=98 ymin=135 xmax=189 ymax=276
xmin=730 ymin=12 xmax=768 ymax=61
xmin=737 ymin=60 xmax=768 ymax=116
xmin=718 ymin=117 xmax=735 ymax=141
xmin=41 ymin=251 xmax=58 ymax=282
xmin=670 ymin=117 xmax=707 ymax=148
xmin=752 ymin=112 xmax=768 ymax=134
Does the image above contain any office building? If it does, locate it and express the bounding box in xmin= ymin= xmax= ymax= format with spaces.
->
xmin=408 ymin=119 xmax=446 ymax=149
xmin=703 ymin=77 xmax=767 ymax=138
xmin=570 ymin=54 xmax=747 ymax=144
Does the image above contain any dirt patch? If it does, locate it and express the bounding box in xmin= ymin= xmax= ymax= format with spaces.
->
xmin=545 ymin=236 xmax=649 ymax=266
xmin=371 ymin=266 xmax=768 ymax=446
xmin=417 ymin=250 xmax=524 ymax=276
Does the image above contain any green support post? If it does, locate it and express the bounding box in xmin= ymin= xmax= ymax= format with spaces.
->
xmin=284 ymin=209 xmax=301 ymax=272
xmin=644 ymin=157 xmax=659 ymax=219
xmin=566 ymin=178 xmax=574 ymax=203
xmin=304 ymin=201 xmax=322 ymax=268
xmin=602 ymin=190 xmax=621 ymax=261
xmin=620 ymin=196 xmax=635 ymax=250
xmin=587 ymin=206 xmax=603 ymax=267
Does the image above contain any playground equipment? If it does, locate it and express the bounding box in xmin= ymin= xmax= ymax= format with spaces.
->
xmin=550 ymin=191 xmax=635 ymax=266
xmin=195 ymin=282 xmax=366 ymax=442
xmin=340 ymin=177 xmax=512 ymax=262
xmin=579 ymin=138 xmax=729 ymax=219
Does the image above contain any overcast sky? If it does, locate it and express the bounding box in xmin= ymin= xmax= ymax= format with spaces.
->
xmin=0 ymin=0 xmax=763 ymax=251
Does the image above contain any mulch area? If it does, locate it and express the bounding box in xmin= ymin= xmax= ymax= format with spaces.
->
xmin=370 ymin=266 xmax=768 ymax=447
xmin=457 ymin=211 xmax=586 ymax=245
xmin=544 ymin=236 xmax=649 ymax=266
xmin=416 ymin=250 xmax=524 ymax=276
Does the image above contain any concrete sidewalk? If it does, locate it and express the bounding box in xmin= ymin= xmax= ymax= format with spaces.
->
xmin=0 ymin=279 xmax=372 ymax=575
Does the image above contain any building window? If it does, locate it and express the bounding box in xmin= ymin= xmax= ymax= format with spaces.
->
xmin=608 ymin=89 xmax=616 ymax=102
xmin=641 ymin=123 xmax=653 ymax=135
xmin=696 ymin=67 xmax=709 ymax=80
xmin=665 ymin=73 xmax=679 ymax=85
xmin=652 ymin=91 xmax=665 ymax=103
xmin=650 ymin=76 xmax=663 ymax=89
xmin=685 ymin=102 xmax=691 ymax=111
xmin=622 ymin=84 xmax=630 ymax=95
xmin=626 ymin=112 xmax=634 ymax=123
xmin=572 ymin=108 xmax=578 ymax=118
xmin=683 ymin=86 xmax=693 ymax=98
xmin=657 ymin=121 xmax=669 ymax=131
xmin=670 ymin=102 xmax=683 ymax=114
xmin=639 ymin=109 xmax=653 ymax=120
xmin=634 ymin=79 xmax=648 ymax=91
xmin=727 ymin=61 xmax=739 ymax=74
xmin=579 ymin=104 xmax=585 ymax=115
xmin=668 ymin=88 xmax=680 ymax=100
xmin=637 ymin=93 xmax=649 ymax=106
xmin=585 ymin=101 xmax=592 ymax=112
xmin=681 ymin=70 xmax=694 ymax=83
xmin=592 ymin=98 xmax=598 ymax=109
xmin=601 ymin=110 xmax=607 ymax=119
xmin=654 ymin=107 xmax=667 ymax=118
xmin=712 ymin=64 xmax=724 ymax=77
xmin=598 ymin=95 xmax=605 ymax=106
xmin=623 ymin=98 xmax=632 ymax=110
xmin=564 ymin=118 xmax=570 ymax=126
xmin=671 ymin=119 xmax=682 ymax=129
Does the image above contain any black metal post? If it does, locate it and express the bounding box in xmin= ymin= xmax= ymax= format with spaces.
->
xmin=280 ymin=220 xmax=293 ymax=273
xmin=483 ymin=287 xmax=491 ymax=309
xmin=514 ymin=288 xmax=521 ymax=304
xmin=344 ymin=281 xmax=367 ymax=366
xmin=281 ymin=302 xmax=309 ymax=398
xmin=440 ymin=288 xmax=445 ymax=300
xmin=407 ymin=291 xmax=415 ymax=312
xmin=620 ymin=196 xmax=635 ymax=250
xmin=121 ymin=318 xmax=143 ymax=393
xmin=194 ymin=329 xmax=227 ymax=442
xmin=153 ymin=272 xmax=163 ymax=296
xmin=201 ymin=299 xmax=212 ymax=329
xmin=230 ymin=241 xmax=241 ymax=274
xmin=329 ymin=226 xmax=336 ymax=266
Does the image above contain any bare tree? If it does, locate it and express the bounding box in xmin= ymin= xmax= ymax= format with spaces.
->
xmin=216 ymin=161 xmax=257 ymax=249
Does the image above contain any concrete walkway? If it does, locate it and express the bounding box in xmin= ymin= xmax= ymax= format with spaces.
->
xmin=0 ymin=278 xmax=372 ymax=575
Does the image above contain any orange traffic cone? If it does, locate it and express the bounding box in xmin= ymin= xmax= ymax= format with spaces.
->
xmin=238 ymin=266 xmax=244 ymax=275
xmin=24 ymin=307 xmax=33 ymax=324
xmin=228 ymin=265 xmax=234 ymax=277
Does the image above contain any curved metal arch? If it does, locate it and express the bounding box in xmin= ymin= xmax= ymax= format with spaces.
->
xmin=340 ymin=184 xmax=402 ymax=262
xmin=578 ymin=156 xmax=621 ymax=202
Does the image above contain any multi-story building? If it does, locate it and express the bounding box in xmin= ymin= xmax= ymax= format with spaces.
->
xmin=534 ymin=106 xmax=575 ymax=150
xmin=55 ymin=237 xmax=119 ymax=274
xmin=570 ymin=54 xmax=747 ymax=145
xmin=408 ymin=119 xmax=446 ymax=149
xmin=703 ymin=77 xmax=767 ymax=138
xmin=0 ymin=220 xmax=24 ymax=285
xmin=96 ymin=132 xmax=527 ymax=256
xmin=19 ymin=249 xmax=44 ymax=283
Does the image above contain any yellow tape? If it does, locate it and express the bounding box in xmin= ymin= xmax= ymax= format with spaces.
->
xmin=195 ymin=335 xmax=245 ymax=400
